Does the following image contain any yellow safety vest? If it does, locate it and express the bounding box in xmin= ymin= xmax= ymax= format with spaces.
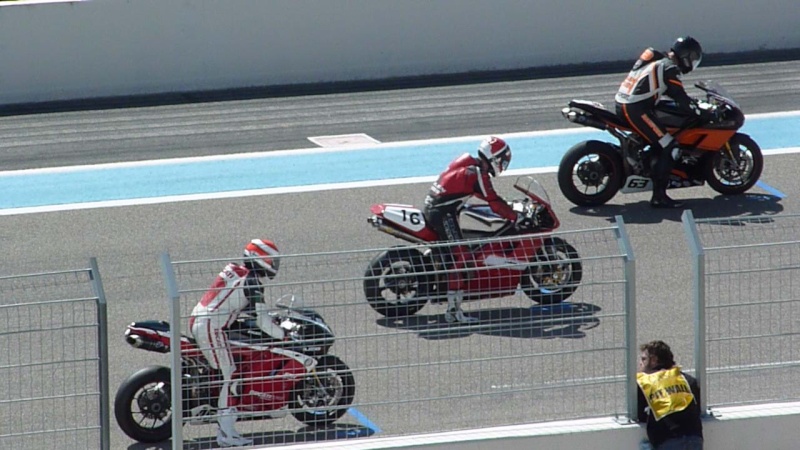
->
xmin=636 ymin=367 xmax=695 ymax=421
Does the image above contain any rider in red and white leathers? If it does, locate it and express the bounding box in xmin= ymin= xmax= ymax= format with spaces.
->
xmin=423 ymin=136 xmax=521 ymax=323
xmin=190 ymin=239 xmax=283 ymax=448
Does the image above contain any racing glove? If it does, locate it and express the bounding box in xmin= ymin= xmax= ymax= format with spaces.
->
xmin=514 ymin=212 xmax=533 ymax=230
xmin=691 ymin=99 xmax=717 ymax=123
xmin=254 ymin=302 xmax=285 ymax=341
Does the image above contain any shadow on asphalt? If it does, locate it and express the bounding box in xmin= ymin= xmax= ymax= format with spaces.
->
xmin=376 ymin=302 xmax=601 ymax=340
xmin=126 ymin=422 xmax=374 ymax=450
xmin=567 ymin=193 xmax=783 ymax=225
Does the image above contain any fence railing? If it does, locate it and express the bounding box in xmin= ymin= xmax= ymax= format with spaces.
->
xmin=0 ymin=258 xmax=110 ymax=450
xmin=6 ymin=211 xmax=800 ymax=449
xmin=682 ymin=210 xmax=800 ymax=411
xmin=160 ymin=219 xmax=635 ymax=448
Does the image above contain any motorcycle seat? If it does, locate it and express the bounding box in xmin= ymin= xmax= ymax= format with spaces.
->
xmin=568 ymin=100 xmax=629 ymax=129
xmin=130 ymin=320 xmax=171 ymax=332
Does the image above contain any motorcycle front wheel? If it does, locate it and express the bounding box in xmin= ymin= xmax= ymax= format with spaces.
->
xmin=363 ymin=247 xmax=433 ymax=317
xmin=521 ymin=237 xmax=582 ymax=305
xmin=558 ymin=140 xmax=624 ymax=207
xmin=290 ymin=355 xmax=356 ymax=427
xmin=114 ymin=365 xmax=173 ymax=443
xmin=705 ymin=133 xmax=764 ymax=195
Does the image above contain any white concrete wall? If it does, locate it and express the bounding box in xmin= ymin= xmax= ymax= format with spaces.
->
xmin=1 ymin=0 xmax=799 ymax=105
xmin=1 ymin=1 xmax=799 ymax=447
xmin=275 ymin=402 xmax=800 ymax=450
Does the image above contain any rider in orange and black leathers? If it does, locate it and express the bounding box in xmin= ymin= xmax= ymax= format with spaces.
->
xmin=615 ymin=36 xmax=709 ymax=208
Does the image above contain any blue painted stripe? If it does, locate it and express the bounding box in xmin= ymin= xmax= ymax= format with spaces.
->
xmin=0 ymin=113 xmax=796 ymax=209
xmin=347 ymin=407 xmax=382 ymax=433
xmin=756 ymin=180 xmax=787 ymax=199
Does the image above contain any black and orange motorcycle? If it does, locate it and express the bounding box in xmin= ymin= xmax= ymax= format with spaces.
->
xmin=557 ymin=80 xmax=763 ymax=207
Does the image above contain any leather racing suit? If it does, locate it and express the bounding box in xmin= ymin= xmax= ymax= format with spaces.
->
xmin=615 ymin=48 xmax=705 ymax=200
xmin=423 ymin=153 xmax=517 ymax=289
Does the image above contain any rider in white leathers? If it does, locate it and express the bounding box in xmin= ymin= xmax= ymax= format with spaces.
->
xmin=189 ymin=239 xmax=284 ymax=448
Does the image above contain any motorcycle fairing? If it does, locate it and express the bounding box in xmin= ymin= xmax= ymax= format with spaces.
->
xmin=620 ymin=169 xmax=704 ymax=193
xmin=369 ymin=203 xmax=438 ymax=242
xmin=381 ymin=204 xmax=426 ymax=232
xmin=236 ymin=352 xmax=306 ymax=411
xmin=670 ymin=127 xmax=737 ymax=151
xmin=619 ymin=175 xmax=652 ymax=193
xmin=482 ymin=254 xmax=529 ymax=271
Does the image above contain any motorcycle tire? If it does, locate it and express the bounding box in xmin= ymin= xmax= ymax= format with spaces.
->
xmin=290 ymin=354 xmax=356 ymax=427
xmin=114 ymin=365 xmax=173 ymax=443
xmin=363 ymin=246 xmax=433 ymax=317
xmin=521 ymin=237 xmax=582 ymax=305
xmin=705 ymin=133 xmax=764 ymax=195
xmin=558 ymin=140 xmax=624 ymax=207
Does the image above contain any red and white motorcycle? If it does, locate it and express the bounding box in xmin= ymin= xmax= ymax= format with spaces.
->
xmin=114 ymin=295 xmax=355 ymax=444
xmin=363 ymin=176 xmax=582 ymax=318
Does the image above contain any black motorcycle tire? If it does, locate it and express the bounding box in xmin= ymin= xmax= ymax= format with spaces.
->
xmin=363 ymin=246 xmax=433 ymax=317
xmin=114 ymin=365 xmax=174 ymax=443
xmin=290 ymin=355 xmax=356 ymax=427
xmin=705 ymin=133 xmax=764 ymax=195
xmin=521 ymin=237 xmax=582 ymax=305
xmin=558 ymin=140 xmax=624 ymax=207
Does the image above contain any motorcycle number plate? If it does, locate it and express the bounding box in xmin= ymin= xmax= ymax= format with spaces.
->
xmin=621 ymin=176 xmax=651 ymax=193
xmin=383 ymin=205 xmax=426 ymax=232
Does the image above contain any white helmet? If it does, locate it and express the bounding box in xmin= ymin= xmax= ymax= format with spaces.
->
xmin=477 ymin=136 xmax=512 ymax=177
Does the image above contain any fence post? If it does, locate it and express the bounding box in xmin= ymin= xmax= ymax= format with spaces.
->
xmin=161 ymin=252 xmax=184 ymax=450
xmin=681 ymin=209 xmax=708 ymax=415
xmin=89 ymin=258 xmax=111 ymax=450
xmin=614 ymin=215 xmax=638 ymax=422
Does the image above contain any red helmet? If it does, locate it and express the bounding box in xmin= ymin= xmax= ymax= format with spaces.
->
xmin=243 ymin=239 xmax=280 ymax=279
xmin=477 ymin=136 xmax=511 ymax=176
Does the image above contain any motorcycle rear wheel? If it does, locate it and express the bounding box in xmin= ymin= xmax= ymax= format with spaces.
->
xmin=558 ymin=140 xmax=624 ymax=207
xmin=705 ymin=133 xmax=763 ymax=195
xmin=290 ymin=355 xmax=356 ymax=427
xmin=521 ymin=237 xmax=582 ymax=305
xmin=363 ymin=247 xmax=433 ymax=317
xmin=114 ymin=365 xmax=173 ymax=443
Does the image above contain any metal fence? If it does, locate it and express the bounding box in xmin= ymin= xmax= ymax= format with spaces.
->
xmin=157 ymin=219 xmax=635 ymax=449
xmin=0 ymin=259 xmax=110 ymax=450
xmin=682 ymin=210 xmax=800 ymax=411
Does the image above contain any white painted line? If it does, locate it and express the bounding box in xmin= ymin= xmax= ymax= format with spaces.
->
xmin=2 ymin=146 xmax=799 ymax=217
xmin=762 ymin=147 xmax=800 ymax=156
xmin=0 ymin=167 xmax=563 ymax=217
xmin=1 ymin=108 xmax=797 ymax=177
xmin=308 ymin=133 xmax=381 ymax=147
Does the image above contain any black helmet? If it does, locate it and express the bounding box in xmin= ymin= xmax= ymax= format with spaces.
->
xmin=671 ymin=36 xmax=703 ymax=74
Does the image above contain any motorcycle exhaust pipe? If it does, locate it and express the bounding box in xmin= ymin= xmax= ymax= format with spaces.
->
xmin=562 ymin=108 xmax=608 ymax=131
xmin=125 ymin=330 xmax=170 ymax=353
xmin=373 ymin=223 xmax=427 ymax=245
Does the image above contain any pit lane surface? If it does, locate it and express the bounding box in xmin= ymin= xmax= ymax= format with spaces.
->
xmin=1 ymin=60 xmax=799 ymax=449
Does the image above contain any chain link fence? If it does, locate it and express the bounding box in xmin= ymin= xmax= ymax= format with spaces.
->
xmin=683 ymin=210 xmax=800 ymax=411
xmin=0 ymin=259 xmax=110 ymax=450
xmin=147 ymin=219 xmax=636 ymax=449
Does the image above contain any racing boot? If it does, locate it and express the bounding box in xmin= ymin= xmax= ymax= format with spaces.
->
xmin=444 ymin=290 xmax=477 ymax=324
xmin=216 ymin=407 xmax=253 ymax=448
xmin=649 ymin=153 xmax=683 ymax=209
